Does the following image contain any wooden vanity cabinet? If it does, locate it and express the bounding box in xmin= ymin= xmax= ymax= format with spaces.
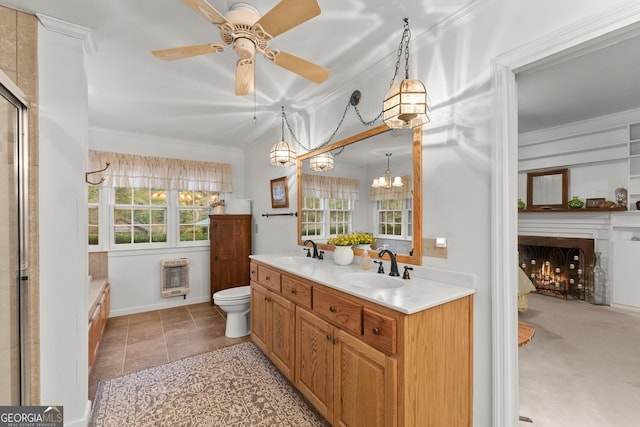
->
xmin=88 ymin=282 xmax=110 ymax=369
xmin=209 ymin=214 xmax=251 ymax=303
xmin=249 ymin=260 xmax=474 ymax=427
xmin=296 ymin=306 xmax=397 ymax=427
xmin=250 ymin=263 xmax=295 ymax=381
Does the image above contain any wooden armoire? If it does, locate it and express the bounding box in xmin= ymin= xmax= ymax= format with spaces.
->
xmin=209 ymin=214 xmax=252 ymax=303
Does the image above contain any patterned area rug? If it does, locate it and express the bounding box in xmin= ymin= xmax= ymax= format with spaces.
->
xmin=90 ymin=342 xmax=329 ymax=426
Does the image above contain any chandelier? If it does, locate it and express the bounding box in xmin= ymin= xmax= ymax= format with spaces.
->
xmin=383 ymin=18 xmax=429 ymax=129
xmin=371 ymin=153 xmax=402 ymax=189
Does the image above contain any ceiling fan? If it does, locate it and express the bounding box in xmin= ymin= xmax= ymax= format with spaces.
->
xmin=152 ymin=0 xmax=329 ymax=96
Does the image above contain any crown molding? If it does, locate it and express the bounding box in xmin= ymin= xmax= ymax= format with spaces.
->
xmin=36 ymin=13 xmax=96 ymax=55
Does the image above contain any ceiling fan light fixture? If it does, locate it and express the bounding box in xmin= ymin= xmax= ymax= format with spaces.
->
xmin=309 ymin=152 xmax=334 ymax=171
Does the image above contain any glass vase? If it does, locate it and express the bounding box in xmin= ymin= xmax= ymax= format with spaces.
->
xmin=333 ymin=246 xmax=355 ymax=266
xmin=592 ymin=252 xmax=608 ymax=305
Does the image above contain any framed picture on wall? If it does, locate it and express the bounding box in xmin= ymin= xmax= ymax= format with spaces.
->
xmin=270 ymin=176 xmax=289 ymax=208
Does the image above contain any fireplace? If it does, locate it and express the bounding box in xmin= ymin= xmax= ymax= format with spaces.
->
xmin=518 ymin=236 xmax=595 ymax=302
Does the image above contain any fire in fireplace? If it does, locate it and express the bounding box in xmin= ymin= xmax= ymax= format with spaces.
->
xmin=518 ymin=236 xmax=595 ymax=302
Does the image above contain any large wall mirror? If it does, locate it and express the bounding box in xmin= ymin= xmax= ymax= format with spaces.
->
xmin=297 ymin=124 xmax=423 ymax=266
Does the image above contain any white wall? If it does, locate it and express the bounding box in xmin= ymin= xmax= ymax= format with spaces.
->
xmin=244 ymin=1 xmax=637 ymax=425
xmin=38 ymin=19 xmax=91 ymax=427
xmin=89 ymin=128 xmax=247 ymax=314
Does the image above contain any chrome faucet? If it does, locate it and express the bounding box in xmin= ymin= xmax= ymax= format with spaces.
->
xmin=304 ymin=239 xmax=319 ymax=259
xmin=378 ymin=249 xmax=400 ymax=276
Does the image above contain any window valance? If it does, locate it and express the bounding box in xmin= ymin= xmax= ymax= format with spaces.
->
xmin=89 ymin=151 xmax=233 ymax=192
xmin=301 ymin=174 xmax=360 ymax=200
xmin=369 ymin=175 xmax=412 ymax=200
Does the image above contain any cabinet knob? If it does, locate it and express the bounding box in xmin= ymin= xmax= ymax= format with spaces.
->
xmin=329 ymin=306 xmax=336 ymax=313
xmin=326 ymin=334 xmax=332 ymax=341
xmin=291 ymin=288 xmax=297 ymax=294
xmin=372 ymin=327 xmax=380 ymax=335
xmin=265 ymin=276 xmax=271 ymax=281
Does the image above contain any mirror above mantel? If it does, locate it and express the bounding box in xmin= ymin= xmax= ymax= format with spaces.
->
xmin=297 ymin=123 xmax=423 ymax=266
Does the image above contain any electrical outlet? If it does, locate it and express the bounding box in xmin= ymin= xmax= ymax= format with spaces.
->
xmin=423 ymin=237 xmax=448 ymax=259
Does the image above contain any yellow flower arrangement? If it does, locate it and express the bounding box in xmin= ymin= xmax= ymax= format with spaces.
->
xmin=327 ymin=232 xmax=374 ymax=246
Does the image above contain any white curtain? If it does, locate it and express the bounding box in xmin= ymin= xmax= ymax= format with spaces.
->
xmin=88 ymin=151 xmax=233 ymax=192
xmin=369 ymin=175 xmax=412 ymax=201
xmin=301 ymin=174 xmax=360 ymax=200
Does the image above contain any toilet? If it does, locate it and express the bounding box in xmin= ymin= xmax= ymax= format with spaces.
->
xmin=213 ymin=285 xmax=251 ymax=338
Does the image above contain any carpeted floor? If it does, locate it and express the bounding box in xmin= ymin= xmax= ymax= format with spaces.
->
xmin=518 ymin=293 xmax=640 ymax=427
xmin=90 ymin=341 xmax=330 ymax=427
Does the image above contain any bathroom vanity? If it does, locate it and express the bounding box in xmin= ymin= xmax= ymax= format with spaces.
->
xmin=249 ymin=254 xmax=475 ymax=427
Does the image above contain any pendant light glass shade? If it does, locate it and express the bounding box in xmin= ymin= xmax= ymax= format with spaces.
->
xmin=383 ymin=79 xmax=429 ymax=129
xmin=309 ymin=152 xmax=334 ymax=171
xmin=269 ymin=140 xmax=296 ymax=166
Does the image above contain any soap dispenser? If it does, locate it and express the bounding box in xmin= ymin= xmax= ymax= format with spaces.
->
xmin=360 ymin=249 xmax=372 ymax=270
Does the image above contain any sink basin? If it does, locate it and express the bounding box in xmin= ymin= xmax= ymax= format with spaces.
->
xmin=343 ymin=272 xmax=404 ymax=289
xmin=272 ymin=256 xmax=318 ymax=265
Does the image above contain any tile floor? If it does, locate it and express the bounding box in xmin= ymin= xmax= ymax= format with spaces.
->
xmin=88 ymin=302 xmax=249 ymax=400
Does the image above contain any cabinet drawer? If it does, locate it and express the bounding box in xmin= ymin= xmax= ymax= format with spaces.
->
xmin=250 ymin=262 xmax=258 ymax=283
xmin=281 ymin=275 xmax=312 ymax=308
xmin=313 ymin=287 xmax=362 ymax=335
xmin=362 ymin=308 xmax=397 ymax=354
xmin=258 ymin=265 xmax=281 ymax=292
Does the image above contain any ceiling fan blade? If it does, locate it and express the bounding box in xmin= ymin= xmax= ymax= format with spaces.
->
xmin=235 ymin=58 xmax=255 ymax=96
xmin=152 ymin=44 xmax=224 ymax=61
xmin=182 ymin=0 xmax=229 ymax=26
xmin=271 ymin=50 xmax=328 ymax=83
xmin=255 ymin=0 xmax=321 ymax=39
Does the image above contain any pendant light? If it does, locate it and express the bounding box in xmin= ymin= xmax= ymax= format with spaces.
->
xmin=371 ymin=153 xmax=403 ymax=189
xmin=269 ymin=106 xmax=297 ymax=166
xmin=383 ymin=18 xmax=429 ymax=129
xmin=309 ymin=152 xmax=334 ymax=171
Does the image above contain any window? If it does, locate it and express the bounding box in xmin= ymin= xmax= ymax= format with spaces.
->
xmin=301 ymin=197 xmax=323 ymax=238
xmin=88 ymin=185 xmax=100 ymax=246
xmin=113 ymin=187 xmax=167 ymax=245
xmin=302 ymin=197 xmax=354 ymax=239
xmin=376 ymin=198 xmax=412 ymax=238
xmin=178 ymin=190 xmax=218 ymax=242
xmin=328 ymin=198 xmax=353 ymax=235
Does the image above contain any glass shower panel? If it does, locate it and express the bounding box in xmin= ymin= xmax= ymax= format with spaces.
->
xmin=0 ymin=87 xmax=22 ymax=404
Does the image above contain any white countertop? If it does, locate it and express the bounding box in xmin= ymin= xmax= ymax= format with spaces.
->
xmin=250 ymin=254 xmax=476 ymax=314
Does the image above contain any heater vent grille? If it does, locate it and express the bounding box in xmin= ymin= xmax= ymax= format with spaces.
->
xmin=161 ymin=258 xmax=190 ymax=297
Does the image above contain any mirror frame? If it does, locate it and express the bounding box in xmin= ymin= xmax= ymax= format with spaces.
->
xmin=297 ymin=123 xmax=423 ymax=266
xmin=526 ymin=168 xmax=569 ymax=210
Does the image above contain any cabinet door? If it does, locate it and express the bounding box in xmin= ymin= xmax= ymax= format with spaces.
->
xmin=269 ymin=292 xmax=295 ymax=381
xmin=210 ymin=216 xmax=251 ymax=295
xmin=250 ymin=283 xmax=270 ymax=353
xmin=296 ymin=307 xmax=334 ymax=422
xmin=334 ymin=330 xmax=397 ymax=427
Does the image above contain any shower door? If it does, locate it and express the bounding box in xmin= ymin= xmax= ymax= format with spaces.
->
xmin=0 ymin=79 xmax=29 ymax=405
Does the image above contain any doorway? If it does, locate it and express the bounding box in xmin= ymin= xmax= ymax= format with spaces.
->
xmin=0 ymin=76 xmax=30 ymax=405
xmin=492 ymin=4 xmax=640 ymax=425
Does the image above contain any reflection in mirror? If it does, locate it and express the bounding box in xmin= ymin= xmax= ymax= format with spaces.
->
xmin=526 ymin=168 xmax=568 ymax=210
xmin=297 ymin=124 xmax=422 ymax=266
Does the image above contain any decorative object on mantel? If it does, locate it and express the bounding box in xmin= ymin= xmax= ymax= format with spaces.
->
xmin=614 ymin=186 xmax=628 ymax=208
xmin=518 ymin=198 xmax=526 ymax=210
xmin=567 ymin=196 xmax=584 ymax=209
xmin=585 ymin=198 xmax=605 ymax=208
xmin=526 ymin=168 xmax=568 ymax=211
xmin=636 ymin=200 xmax=640 ymax=211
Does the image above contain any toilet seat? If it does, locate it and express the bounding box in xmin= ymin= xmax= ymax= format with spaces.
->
xmin=213 ymin=285 xmax=250 ymax=302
